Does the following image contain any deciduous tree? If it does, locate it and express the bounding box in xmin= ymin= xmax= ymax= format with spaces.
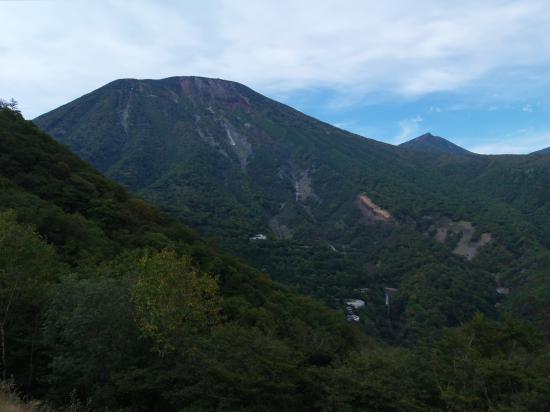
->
xmin=0 ymin=210 xmax=57 ymax=380
xmin=131 ymin=250 xmax=220 ymax=353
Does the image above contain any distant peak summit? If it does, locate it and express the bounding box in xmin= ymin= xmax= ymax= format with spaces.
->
xmin=399 ymin=133 xmax=471 ymax=155
xmin=530 ymin=146 xmax=550 ymax=155
xmin=102 ymin=76 xmax=263 ymax=114
xmin=416 ymin=132 xmax=436 ymax=139
xmin=178 ymin=76 xmax=254 ymax=109
xmin=111 ymin=75 xmax=247 ymax=90
xmin=411 ymin=133 xmax=447 ymax=143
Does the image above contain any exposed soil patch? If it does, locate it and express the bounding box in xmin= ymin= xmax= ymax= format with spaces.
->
xmin=278 ymin=163 xmax=319 ymax=204
xmin=435 ymin=227 xmax=448 ymax=242
xmin=454 ymin=231 xmax=492 ymax=260
xmin=356 ymin=194 xmax=392 ymax=223
xmin=294 ymin=170 xmax=313 ymax=202
xmin=433 ymin=219 xmax=492 ymax=261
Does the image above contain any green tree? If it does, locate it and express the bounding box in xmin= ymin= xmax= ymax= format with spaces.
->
xmin=315 ymin=348 xmax=439 ymax=412
xmin=43 ymin=274 xmax=144 ymax=408
xmin=131 ymin=250 xmax=221 ymax=353
xmin=432 ymin=314 xmax=550 ymax=411
xmin=0 ymin=98 xmax=19 ymax=113
xmin=0 ymin=210 xmax=57 ymax=381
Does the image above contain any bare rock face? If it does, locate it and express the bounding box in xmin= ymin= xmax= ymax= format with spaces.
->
xmin=355 ymin=194 xmax=393 ymax=224
xmin=179 ymin=77 xmax=252 ymax=113
xmin=221 ymin=118 xmax=252 ymax=172
xmin=432 ymin=219 xmax=492 ymax=260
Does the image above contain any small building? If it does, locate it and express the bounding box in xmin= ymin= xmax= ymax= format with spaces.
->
xmin=346 ymin=314 xmax=360 ymax=322
xmin=384 ymin=287 xmax=398 ymax=306
xmin=345 ymin=299 xmax=366 ymax=310
xmin=250 ymin=234 xmax=267 ymax=241
xmin=496 ymin=287 xmax=510 ymax=295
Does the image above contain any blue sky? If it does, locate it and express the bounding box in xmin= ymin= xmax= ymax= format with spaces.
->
xmin=2 ymin=0 xmax=550 ymax=154
xmin=284 ymin=89 xmax=550 ymax=154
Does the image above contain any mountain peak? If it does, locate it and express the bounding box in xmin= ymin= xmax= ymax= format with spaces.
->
xmin=101 ymin=76 xmax=260 ymax=113
xmin=399 ymin=133 xmax=471 ymax=155
xmin=530 ymin=146 xmax=550 ymax=155
xmin=178 ymin=76 xmax=255 ymax=109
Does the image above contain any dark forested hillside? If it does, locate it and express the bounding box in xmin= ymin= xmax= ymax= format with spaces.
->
xmin=401 ymin=150 xmax=550 ymax=331
xmin=0 ymin=106 xmax=362 ymax=410
xmin=1 ymin=98 xmax=550 ymax=410
xmin=35 ymin=76 xmax=550 ymax=342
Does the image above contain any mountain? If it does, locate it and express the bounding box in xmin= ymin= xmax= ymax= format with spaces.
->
xmin=398 ymin=133 xmax=472 ymax=155
xmin=34 ymin=76 xmax=550 ymax=340
xmin=531 ymin=146 xmax=550 ymax=155
xmin=0 ymin=103 xmax=365 ymax=410
xmin=4 ymin=94 xmax=550 ymax=411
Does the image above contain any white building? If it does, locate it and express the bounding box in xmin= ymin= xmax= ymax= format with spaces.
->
xmin=250 ymin=234 xmax=267 ymax=240
xmin=345 ymin=299 xmax=366 ymax=310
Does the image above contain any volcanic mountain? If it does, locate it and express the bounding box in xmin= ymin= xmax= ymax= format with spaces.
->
xmin=34 ymin=76 xmax=550 ymax=338
xmin=399 ymin=133 xmax=472 ymax=155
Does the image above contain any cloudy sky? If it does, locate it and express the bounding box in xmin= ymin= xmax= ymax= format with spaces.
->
xmin=2 ymin=0 xmax=550 ymax=153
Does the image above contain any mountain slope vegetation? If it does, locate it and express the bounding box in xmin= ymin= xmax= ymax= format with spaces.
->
xmin=0 ymin=105 xmax=362 ymax=410
xmin=35 ymin=76 xmax=550 ymax=342
xmin=1 ymin=97 xmax=549 ymax=410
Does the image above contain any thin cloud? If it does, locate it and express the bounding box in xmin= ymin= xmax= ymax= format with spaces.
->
xmin=468 ymin=128 xmax=550 ymax=154
xmin=2 ymin=0 xmax=550 ymax=117
xmin=393 ymin=116 xmax=423 ymax=144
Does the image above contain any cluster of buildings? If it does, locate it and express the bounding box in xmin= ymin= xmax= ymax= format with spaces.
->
xmin=345 ymin=299 xmax=365 ymax=322
xmin=344 ymin=287 xmax=399 ymax=322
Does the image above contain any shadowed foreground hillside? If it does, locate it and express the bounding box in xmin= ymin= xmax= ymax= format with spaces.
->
xmin=0 ymin=105 xmax=358 ymax=410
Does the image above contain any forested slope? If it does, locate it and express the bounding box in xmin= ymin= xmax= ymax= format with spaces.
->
xmin=34 ymin=76 xmax=550 ymax=341
xmin=0 ymin=106 xmax=361 ymax=410
xmin=1 ymin=101 xmax=550 ymax=410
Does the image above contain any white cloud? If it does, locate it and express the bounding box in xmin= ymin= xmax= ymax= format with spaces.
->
xmin=427 ymin=104 xmax=466 ymax=113
xmin=393 ymin=116 xmax=423 ymax=144
xmin=468 ymin=128 xmax=550 ymax=154
xmin=2 ymin=0 xmax=550 ymax=117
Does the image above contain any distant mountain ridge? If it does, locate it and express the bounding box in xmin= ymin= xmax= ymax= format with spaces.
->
xmin=531 ymin=146 xmax=550 ymax=155
xmin=398 ymin=133 xmax=472 ymax=154
xmin=33 ymin=76 xmax=550 ymax=340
